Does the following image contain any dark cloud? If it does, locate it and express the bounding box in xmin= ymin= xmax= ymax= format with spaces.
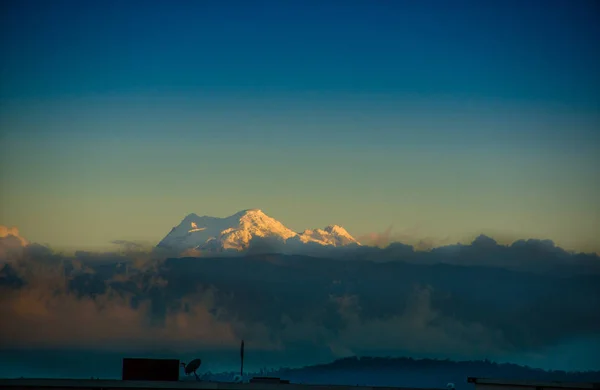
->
xmin=0 ymin=266 xmax=273 ymax=352
xmin=356 ymin=225 xmax=456 ymax=251
xmin=0 ymin=234 xmax=25 ymax=261
xmin=110 ymin=240 xmax=146 ymax=252
xmin=1 ymin=234 xmax=599 ymax=371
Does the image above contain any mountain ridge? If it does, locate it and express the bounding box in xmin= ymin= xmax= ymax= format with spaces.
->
xmin=156 ymin=209 xmax=360 ymax=255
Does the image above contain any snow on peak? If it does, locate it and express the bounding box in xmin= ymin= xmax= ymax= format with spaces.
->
xmin=189 ymin=221 xmax=206 ymax=233
xmin=157 ymin=209 xmax=360 ymax=255
xmin=324 ymin=224 xmax=352 ymax=237
xmin=298 ymin=224 xmax=360 ymax=247
xmin=237 ymin=208 xmax=263 ymax=215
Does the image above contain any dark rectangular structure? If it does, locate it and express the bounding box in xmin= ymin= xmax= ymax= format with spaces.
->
xmin=121 ymin=358 xmax=180 ymax=382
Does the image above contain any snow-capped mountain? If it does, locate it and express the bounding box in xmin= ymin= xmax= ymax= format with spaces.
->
xmin=156 ymin=209 xmax=360 ymax=255
xmin=297 ymin=225 xmax=358 ymax=247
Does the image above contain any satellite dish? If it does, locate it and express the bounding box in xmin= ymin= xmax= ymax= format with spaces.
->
xmin=181 ymin=359 xmax=202 ymax=381
xmin=447 ymin=383 xmax=455 ymax=390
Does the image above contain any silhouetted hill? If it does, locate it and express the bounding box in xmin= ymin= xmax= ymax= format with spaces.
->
xmin=205 ymin=357 xmax=600 ymax=390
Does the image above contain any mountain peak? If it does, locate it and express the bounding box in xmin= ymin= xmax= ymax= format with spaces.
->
xmin=240 ymin=208 xmax=263 ymax=213
xmin=298 ymin=224 xmax=360 ymax=247
xmin=234 ymin=208 xmax=266 ymax=218
xmin=157 ymin=210 xmax=360 ymax=254
xmin=324 ymin=224 xmax=350 ymax=235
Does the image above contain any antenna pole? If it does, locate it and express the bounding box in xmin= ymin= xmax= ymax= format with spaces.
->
xmin=240 ymin=340 xmax=245 ymax=377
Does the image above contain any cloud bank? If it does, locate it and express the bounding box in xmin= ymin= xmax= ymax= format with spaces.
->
xmin=1 ymin=226 xmax=599 ymax=371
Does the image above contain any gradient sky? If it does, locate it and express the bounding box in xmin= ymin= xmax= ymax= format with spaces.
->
xmin=1 ymin=0 xmax=599 ymax=252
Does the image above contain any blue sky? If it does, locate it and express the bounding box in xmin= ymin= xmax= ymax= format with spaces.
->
xmin=1 ymin=0 xmax=599 ymax=251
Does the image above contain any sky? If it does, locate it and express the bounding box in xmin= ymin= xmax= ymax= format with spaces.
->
xmin=1 ymin=0 xmax=599 ymax=252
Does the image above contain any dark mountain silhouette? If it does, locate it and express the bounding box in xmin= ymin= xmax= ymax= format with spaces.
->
xmin=204 ymin=357 xmax=600 ymax=390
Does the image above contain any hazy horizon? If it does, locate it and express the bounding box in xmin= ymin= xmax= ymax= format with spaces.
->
xmin=1 ymin=0 xmax=599 ymax=254
xmin=2 ymin=207 xmax=599 ymax=255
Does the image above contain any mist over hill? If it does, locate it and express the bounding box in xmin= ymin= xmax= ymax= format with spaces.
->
xmin=208 ymin=357 xmax=600 ymax=390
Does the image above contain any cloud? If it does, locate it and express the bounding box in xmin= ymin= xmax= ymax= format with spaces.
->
xmin=110 ymin=240 xmax=146 ymax=252
xmin=356 ymin=225 xmax=456 ymax=251
xmin=270 ymin=286 xmax=512 ymax=361
xmin=333 ymin=287 xmax=510 ymax=357
xmin=0 ymin=270 xmax=272 ymax=352
xmin=359 ymin=225 xmax=600 ymax=257
xmin=0 ymin=225 xmax=28 ymax=262
xmin=245 ymin=235 xmax=287 ymax=255
xmin=1 ymin=229 xmax=599 ymax=371
xmin=0 ymin=226 xmax=28 ymax=246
